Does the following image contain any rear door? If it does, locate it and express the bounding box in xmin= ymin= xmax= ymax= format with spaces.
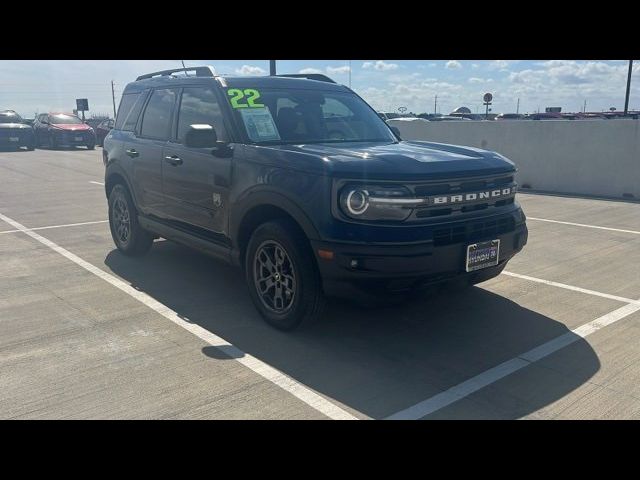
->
xmin=128 ymin=87 xmax=178 ymax=217
xmin=162 ymin=85 xmax=232 ymax=237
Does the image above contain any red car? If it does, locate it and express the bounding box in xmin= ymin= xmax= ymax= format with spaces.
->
xmin=33 ymin=112 xmax=96 ymax=149
xmin=95 ymin=118 xmax=114 ymax=146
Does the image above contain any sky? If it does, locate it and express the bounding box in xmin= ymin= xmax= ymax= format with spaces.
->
xmin=1 ymin=60 xmax=638 ymax=118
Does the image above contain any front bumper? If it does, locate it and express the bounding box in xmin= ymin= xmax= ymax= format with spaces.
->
xmin=54 ymin=130 xmax=95 ymax=146
xmin=312 ymin=218 xmax=528 ymax=299
xmin=0 ymin=131 xmax=34 ymax=147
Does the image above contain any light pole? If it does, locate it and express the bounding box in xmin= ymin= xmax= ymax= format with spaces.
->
xmin=624 ymin=60 xmax=633 ymax=115
xmin=269 ymin=60 xmax=277 ymax=76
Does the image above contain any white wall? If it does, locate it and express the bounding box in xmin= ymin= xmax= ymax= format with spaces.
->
xmin=389 ymin=119 xmax=640 ymax=199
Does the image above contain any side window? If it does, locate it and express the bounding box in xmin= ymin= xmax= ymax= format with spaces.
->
xmin=115 ymin=92 xmax=146 ymax=131
xmin=176 ymin=86 xmax=227 ymax=143
xmin=322 ymin=98 xmax=352 ymax=118
xmin=139 ymin=88 xmax=177 ymax=140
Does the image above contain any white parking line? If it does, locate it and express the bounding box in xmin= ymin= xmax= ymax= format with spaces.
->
xmin=502 ymin=271 xmax=640 ymax=305
xmin=528 ymin=217 xmax=640 ymax=235
xmin=0 ymin=220 xmax=108 ymax=235
xmin=89 ymin=181 xmax=105 ymax=186
xmin=386 ymin=301 xmax=640 ymax=420
xmin=0 ymin=211 xmax=358 ymax=420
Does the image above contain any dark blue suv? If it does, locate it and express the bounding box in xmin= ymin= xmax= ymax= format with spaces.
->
xmin=103 ymin=66 xmax=527 ymax=330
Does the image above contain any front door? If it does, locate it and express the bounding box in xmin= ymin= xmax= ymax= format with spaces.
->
xmin=162 ymin=85 xmax=232 ymax=237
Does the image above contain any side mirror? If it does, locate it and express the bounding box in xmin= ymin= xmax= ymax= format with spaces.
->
xmin=184 ymin=124 xmax=218 ymax=148
xmin=390 ymin=125 xmax=402 ymax=140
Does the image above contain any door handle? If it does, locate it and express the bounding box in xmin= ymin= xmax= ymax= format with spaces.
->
xmin=164 ymin=155 xmax=183 ymax=166
xmin=125 ymin=148 xmax=139 ymax=158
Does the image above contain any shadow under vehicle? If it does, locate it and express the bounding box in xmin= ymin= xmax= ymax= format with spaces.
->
xmin=104 ymin=241 xmax=600 ymax=419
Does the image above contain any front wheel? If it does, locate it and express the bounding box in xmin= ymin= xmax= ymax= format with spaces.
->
xmin=86 ymin=143 xmax=95 ymax=150
xmin=108 ymin=184 xmax=153 ymax=256
xmin=245 ymin=219 xmax=325 ymax=331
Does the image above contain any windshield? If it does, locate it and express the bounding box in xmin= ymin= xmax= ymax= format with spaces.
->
xmin=50 ymin=114 xmax=83 ymax=125
xmin=0 ymin=113 xmax=23 ymax=124
xmin=227 ymin=88 xmax=397 ymax=145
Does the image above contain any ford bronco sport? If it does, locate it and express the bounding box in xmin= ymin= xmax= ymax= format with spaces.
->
xmin=103 ymin=66 xmax=528 ymax=330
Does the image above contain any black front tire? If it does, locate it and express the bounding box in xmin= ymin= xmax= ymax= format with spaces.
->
xmin=87 ymin=143 xmax=95 ymax=150
xmin=108 ymin=184 xmax=153 ymax=256
xmin=245 ymin=219 xmax=325 ymax=331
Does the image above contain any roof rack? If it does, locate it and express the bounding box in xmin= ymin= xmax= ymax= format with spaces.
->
xmin=136 ymin=66 xmax=217 ymax=81
xmin=276 ymin=74 xmax=336 ymax=83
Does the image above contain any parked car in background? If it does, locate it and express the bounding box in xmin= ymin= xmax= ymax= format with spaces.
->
xmin=0 ymin=110 xmax=36 ymax=150
xmin=429 ymin=115 xmax=472 ymax=121
xmin=95 ymin=118 xmax=114 ymax=146
xmin=33 ymin=113 xmax=96 ymax=149
xmin=495 ymin=113 xmax=525 ymax=120
xmin=526 ymin=112 xmax=562 ymax=120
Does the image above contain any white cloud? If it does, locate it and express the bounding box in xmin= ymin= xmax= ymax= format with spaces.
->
xmin=489 ymin=60 xmax=512 ymax=70
xmin=445 ymin=60 xmax=462 ymax=69
xmin=362 ymin=60 xmax=399 ymax=71
xmin=235 ymin=64 xmax=266 ymax=76
xmin=298 ymin=67 xmax=323 ymax=74
xmin=469 ymin=77 xmax=485 ymax=83
xmin=472 ymin=64 xmax=480 ymax=69
xmin=326 ymin=65 xmax=351 ymax=74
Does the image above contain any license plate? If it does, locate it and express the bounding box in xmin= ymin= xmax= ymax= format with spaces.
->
xmin=8 ymin=137 xmax=19 ymax=142
xmin=75 ymin=136 xmax=83 ymax=141
xmin=466 ymin=239 xmax=500 ymax=272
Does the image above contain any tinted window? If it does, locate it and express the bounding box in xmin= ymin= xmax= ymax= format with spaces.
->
xmin=229 ymin=88 xmax=396 ymax=144
xmin=115 ymin=92 xmax=146 ymax=131
xmin=50 ymin=114 xmax=83 ymax=125
xmin=176 ymin=87 xmax=227 ymax=143
xmin=0 ymin=113 xmax=22 ymax=123
xmin=140 ymin=88 xmax=177 ymax=139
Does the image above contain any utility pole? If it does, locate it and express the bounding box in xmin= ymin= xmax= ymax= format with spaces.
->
xmin=348 ymin=60 xmax=352 ymax=88
xmin=269 ymin=60 xmax=276 ymax=76
xmin=434 ymin=94 xmax=438 ymax=115
xmin=516 ymin=98 xmax=520 ymax=114
xmin=624 ymin=60 xmax=633 ymax=115
xmin=111 ymin=80 xmax=117 ymax=120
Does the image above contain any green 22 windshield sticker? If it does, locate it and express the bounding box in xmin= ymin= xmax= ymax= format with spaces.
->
xmin=227 ymin=88 xmax=265 ymax=108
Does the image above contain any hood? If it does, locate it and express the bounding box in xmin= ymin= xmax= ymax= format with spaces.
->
xmin=50 ymin=124 xmax=92 ymax=131
xmin=0 ymin=123 xmax=32 ymax=130
xmin=261 ymin=141 xmax=516 ymax=180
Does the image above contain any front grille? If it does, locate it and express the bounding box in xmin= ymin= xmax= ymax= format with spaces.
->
xmin=414 ymin=175 xmax=514 ymax=197
xmin=433 ymin=215 xmax=516 ymax=246
xmin=411 ymin=174 xmax=516 ymax=220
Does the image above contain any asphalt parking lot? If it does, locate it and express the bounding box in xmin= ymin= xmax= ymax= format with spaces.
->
xmin=1 ymin=146 xmax=639 ymax=420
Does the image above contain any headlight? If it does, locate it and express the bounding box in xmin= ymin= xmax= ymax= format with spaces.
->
xmin=339 ymin=184 xmax=421 ymax=221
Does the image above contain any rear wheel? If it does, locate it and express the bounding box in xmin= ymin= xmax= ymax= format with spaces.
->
xmin=48 ymin=134 xmax=57 ymax=150
xmin=87 ymin=143 xmax=95 ymax=150
xmin=108 ymin=184 xmax=153 ymax=256
xmin=245 ymin=219 xmax=325 ymax=331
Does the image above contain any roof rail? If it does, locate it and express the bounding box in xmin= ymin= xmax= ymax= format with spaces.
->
xmin=136 ymin=66 xmax=217 ymax=81
xmin=276 ymin=74 xmax=336 ymax=83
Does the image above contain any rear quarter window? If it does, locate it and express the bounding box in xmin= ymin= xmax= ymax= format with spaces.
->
xmin=115 ymin=92 xmax=146 ymax=131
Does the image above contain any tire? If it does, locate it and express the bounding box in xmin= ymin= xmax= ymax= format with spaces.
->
xmin=108 ymin=183 xmax=153 ymax=256
xmin=26 ymin=144 xmax=35 ymax=151
xmin=245 ymin=219 xmax=325 ymax=331
xmin=87 ymin=143 xmax=95 ymax=150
